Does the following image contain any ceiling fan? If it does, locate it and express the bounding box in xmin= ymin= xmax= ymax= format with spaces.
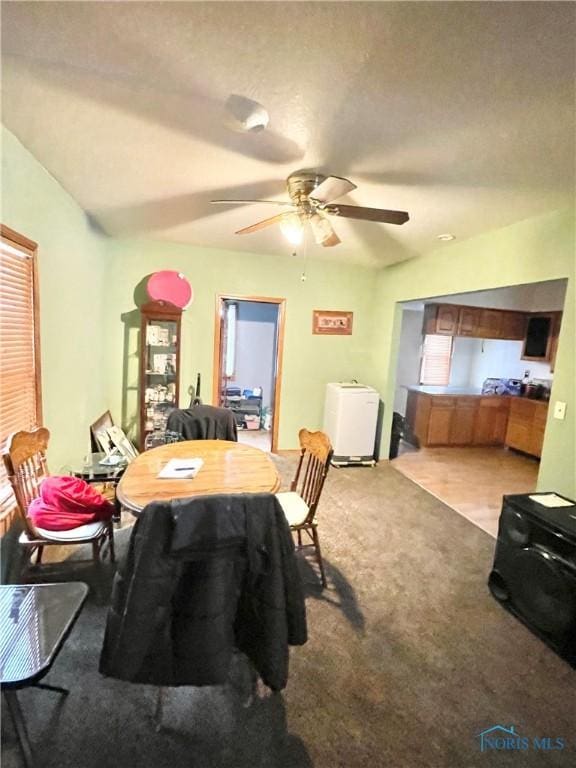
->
xmin=211 ymin=170 xmax=409 ymax=247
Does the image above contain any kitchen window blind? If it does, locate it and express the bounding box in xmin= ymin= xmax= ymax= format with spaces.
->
xmin=420 ymin=334 xmax=452 ymax=386
xmin=0 ymin=227 xmax=42 ymax=533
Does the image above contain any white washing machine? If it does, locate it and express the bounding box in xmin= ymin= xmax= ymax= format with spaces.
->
xmin=323 ymin=382 xmax=380 ymax=466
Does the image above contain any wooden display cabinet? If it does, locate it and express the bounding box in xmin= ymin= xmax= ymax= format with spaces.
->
xmin=139 ymin=300 xmax=182 ymax=450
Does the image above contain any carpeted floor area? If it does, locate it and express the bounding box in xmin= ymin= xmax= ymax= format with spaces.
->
xmin=2 ymin=458 xmax=574 ymax=767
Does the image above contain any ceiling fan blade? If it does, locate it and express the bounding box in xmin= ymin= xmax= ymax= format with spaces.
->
xmin=323 ymin=204 xmax=409 ymax=225
xmin=310 ymin=175 xmax=357 ymax=204
xmin=211 ymin=199 xmax=295 ymax=207
xmin=235 ymin=213 xmax=289 ymax=235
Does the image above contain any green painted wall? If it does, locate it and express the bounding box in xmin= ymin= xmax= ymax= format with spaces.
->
xmin=3 ymin=123 xmax=574 ymax=497
xmin=1 ymin=127 xmax=110 ymax=470
xmin=371 ymin=209 xmax=576 ymax=498
xmin=105 ymin=238 xmax=378 ymax=449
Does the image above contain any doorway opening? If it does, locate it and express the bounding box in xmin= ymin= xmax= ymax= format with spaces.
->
xmin=213 ymin=295 xmax=285 ymax=453
xmin=389 ymin=279 xmax=568 ymax=537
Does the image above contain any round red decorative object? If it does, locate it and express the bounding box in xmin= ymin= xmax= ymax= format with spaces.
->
xmin=147 ymin=271 xmax=192 ymax=308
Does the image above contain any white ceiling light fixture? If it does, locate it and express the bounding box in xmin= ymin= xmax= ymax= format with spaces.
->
xmin=224 ymin=94 xmax=270 ymax=133
xmin=279 ymin=213 xmax=304 ymax=246
xmin=437 ymin=233 xmax=456 ymax=241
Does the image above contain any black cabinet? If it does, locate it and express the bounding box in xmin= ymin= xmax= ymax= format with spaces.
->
xmin=522 ymin=314 xmax=553 ymax=361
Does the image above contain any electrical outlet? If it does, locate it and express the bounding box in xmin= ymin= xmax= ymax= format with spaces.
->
xmin=553 ymin=401 xmax=567 ymax=420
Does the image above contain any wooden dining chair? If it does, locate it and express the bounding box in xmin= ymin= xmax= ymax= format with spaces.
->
xmin=276 ymin=429 xmax=333 ymax=588
xmin=3 ymin=427 xmax=115 ymax=572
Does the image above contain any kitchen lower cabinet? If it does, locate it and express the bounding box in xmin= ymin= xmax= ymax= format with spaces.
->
xmin=427 ymin=398 xmax=455 ymax=445
xmin=505 ymin=398 xmax=548 ymax=458
xmin=450 ymin=398 xmax=477 ymax=444
xmin=407 ymin=392 xmax=510 ymax=447
xmin=473 ymin=397 xmax=510 ymax=445
xmin=405 ymin=391 xmax=547 ymax=454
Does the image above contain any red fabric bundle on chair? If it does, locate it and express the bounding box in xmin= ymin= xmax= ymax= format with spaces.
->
xmin=28 ymin=476 xmax=115 ymax=531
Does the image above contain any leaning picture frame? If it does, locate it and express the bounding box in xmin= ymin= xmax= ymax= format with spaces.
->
xmin=312 ymin=310 xmax=353 ymax=335
xmin=94 ymin=427 xmax=114 ymax=456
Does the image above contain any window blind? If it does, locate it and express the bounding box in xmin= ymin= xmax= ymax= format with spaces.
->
xmin=0 ymin=230 xmax=41 ymax=527
xmin=420 ymin=334 xmax=453 ymax=386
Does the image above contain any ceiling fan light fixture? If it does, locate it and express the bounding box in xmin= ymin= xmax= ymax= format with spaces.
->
xmin=309 ymin=212 xmax=336 ymax=246
xmin=279 ymin=213 xmax=304 ymax=246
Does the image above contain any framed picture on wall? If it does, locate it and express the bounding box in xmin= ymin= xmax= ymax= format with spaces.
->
xmin=312 ymin=310 xmax=353 ymax=335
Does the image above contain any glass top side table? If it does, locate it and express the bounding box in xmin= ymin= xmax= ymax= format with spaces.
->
xmin=70 ymin=452 xmax=127 ymax=483
xmin=1 ymin=582 xmax=89 ymax=768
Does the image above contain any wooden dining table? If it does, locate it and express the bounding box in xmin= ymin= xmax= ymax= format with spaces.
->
xmin=116 ymin=439 xmax=281 ymax=514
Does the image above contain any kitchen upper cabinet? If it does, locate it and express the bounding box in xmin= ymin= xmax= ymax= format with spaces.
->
xmin=477 ymin=309 xmax=502 ymax=339
xmin=423 ymin=303 xmax=528 ymax=340
xmin=457 ymin=307 xmax=481 ymax=336
xmin=499 ymin=311 xmax=526 ymax=340
xmin=422 ymin=303 xmax=561 ymax=349
xmin=436 ymin=305 xmax=460 ymax=335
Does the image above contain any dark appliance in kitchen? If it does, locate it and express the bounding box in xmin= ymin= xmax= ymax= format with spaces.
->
xmin=489 ymin=493 xmax=576 ymax=667
xmin=523 ymin=315 xmax=552 ymax=359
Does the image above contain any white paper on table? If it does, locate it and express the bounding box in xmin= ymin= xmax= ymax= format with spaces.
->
xmin=528 ymin=493 xmax=574 ymax=508
xmin=157 ymin=458 xmax=204 ymax=479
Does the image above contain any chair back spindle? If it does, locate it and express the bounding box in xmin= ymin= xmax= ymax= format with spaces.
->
xmin=3 ymin=427 xmax=51 ymax=538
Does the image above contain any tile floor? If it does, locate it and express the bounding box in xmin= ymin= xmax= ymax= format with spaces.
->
xmin=391 ymin=444 xmax=539 ymax=537
xmin=237 ymin=428 xmax=272 ymax=452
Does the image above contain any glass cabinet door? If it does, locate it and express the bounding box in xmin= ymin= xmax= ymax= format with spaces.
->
xmin=139 ymin=301 xmax=182 ymax=449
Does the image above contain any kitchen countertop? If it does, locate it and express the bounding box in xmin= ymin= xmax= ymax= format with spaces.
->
xmin=406 ymin=386 xmax=485 ymax=396
xmin=405 ymin=386 xmax=549 ymax=402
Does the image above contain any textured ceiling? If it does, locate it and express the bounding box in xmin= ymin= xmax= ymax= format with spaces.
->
xmin=1 ymin=2 xmax=575 ymax=267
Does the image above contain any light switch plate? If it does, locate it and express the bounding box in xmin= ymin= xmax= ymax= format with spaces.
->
xmin=553 ymin=401 xmax=567 ymax=420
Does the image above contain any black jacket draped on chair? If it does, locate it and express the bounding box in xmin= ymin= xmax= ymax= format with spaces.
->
xmin=99 ymin=493 xmax=307 ymax=691
xmin=166 ymin=405 xmax=238 ymax=441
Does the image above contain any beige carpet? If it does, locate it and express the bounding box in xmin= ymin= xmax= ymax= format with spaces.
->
xmin=2 ymin=458 xmax=574 ymax=767
xmin=280 ymin=457 xmax=574 ymax=767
